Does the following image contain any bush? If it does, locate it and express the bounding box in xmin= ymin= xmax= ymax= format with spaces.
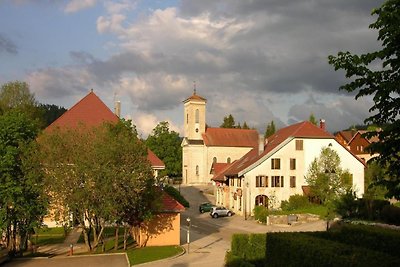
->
xmin=228 ymin=233 xmax=266 ymax=267
xmin=253 ymin=206 xmax=268 ymax=224
xmin=381 ymin=204 xmax=400 ymax=226
xmin=266 ymin=232 xmax=400 ymax=267
xmin=225 ymin=251 xmax=255 ymax=267
xmin=163 ymin=185 xmax=189 ymax=207
xmin=281 ymin=194 xmax=311 ymax=211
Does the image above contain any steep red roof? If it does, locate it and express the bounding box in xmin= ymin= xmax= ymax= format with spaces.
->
xmin=147 ymin=149 xmax=165 ymax=169
xmin=44 ymin=90 xmax=164 ymax=169
xmin=46 ymin=91 xmax=119 ymax=131
xmin=202 ymin=128 xmax=259 ymax=147
xmin=161 ymin=192 xmax=185 ymax=212
xmin=336 ymin=131 xmax=354 ymax=143
xmin=214 ymin=121 xmax=333 ymax=178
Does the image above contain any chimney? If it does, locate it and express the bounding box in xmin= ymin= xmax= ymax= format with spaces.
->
xmin=258 ymin=134 xmax=264 ymax=155
xmin=114 ymin=101 xmax=121 ymax=117
xmin=319 ymin=119 xmax=326 ymax=131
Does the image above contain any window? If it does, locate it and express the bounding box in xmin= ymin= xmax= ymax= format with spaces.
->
xmin=237 ymin=178 xmax=242 ymax=187
xmin=256 ymin=175 xmax=268 ymax=187
xmin=195 ymin=109 xmax=199 ymax=123
xmin=290 ymin=176 xmax=296 ymax=188
xmin=296 ymin=140 xmax=303 ymax=150
xmin=227 ymin=157 xmax=231 ymax=163
xmin=271 ymin=176 xmax=284 ymax=187
xmin=290 ymin=158 xmax=296 ymax=170
xmin=213 ymin=157 xmax=217 ymax=163
xmin=196 ymin=165 xmax=199 ymax=176
xmin=229 ymin=178 xmax=234 ymax=186
xmin=255 ymin=195 xmax=268 ymax=208
xmin=271 ymin=158 xmax=281 ymax=170
xmin=186 ymin=114 xmax=189 ymax=124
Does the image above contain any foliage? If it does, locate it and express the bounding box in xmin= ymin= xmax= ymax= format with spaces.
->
xmin=328 ymin=0 xmax=400 ymax=199
xmin=242 ymin=121 xmax=250 ymax=129
xmin=381 ymin=205 xmax=400 ymax=225
xmin=305 ymin=147 xmax=353 ymax=226
xmin=39 ymin=104 xmax=67 ymax=128
xmin=253 ymin=206 xmax=268 ymax=224
xmin=220 ymin=114 xmax=236 ymax=128
xmin=0 ymin=111 xmax=47 ymax=254
xmin=37 ymin=120 xmax=160 ymax=251
xmin=163 ymin=185 xmax=189 ymax=208
xmin=264 ymin=120 xmax=276 ymax=138
xmin=364 ymin=161 xmax=388 ymax=199
xmin=0 ymin=81 xmax=43 ymax=126
xmin=280 ymin=194 xmax=311 ymax=211
xmin=225 ymin=251 xmax=255 ymax=267
xmin=228 ymin=233 xmax=266 ymax=267
xmin=145 ymin=121 xmax=182 ymax=178
xmin=266 ymin=231 xmax=400 ymax=267
xmin=126 ymin=245 xmax=183 ymax=265
xmin=308 ymin=113 xmax=318 ymax=125
xmin=268 ymin=205 xmax=327 ymax=217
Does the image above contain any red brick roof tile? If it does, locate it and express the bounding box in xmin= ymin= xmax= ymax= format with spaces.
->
xmin=161 ymin=192 xmax=185 ymax=212
xmin=147 ymin=149 xmax=165 ymax=169
xmin=183 ymin=92 xmax=207 ymax=103
xmin=202 ymin=127 xmax=259 ymax=147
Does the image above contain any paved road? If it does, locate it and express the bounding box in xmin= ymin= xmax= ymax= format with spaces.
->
xmin=138 ymin=185 xmax=326 ymax=267
xmin=3 ymin=254 xmax=129 ymax=267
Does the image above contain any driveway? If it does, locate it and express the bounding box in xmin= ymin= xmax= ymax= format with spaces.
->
xmin=3 ymin=254 xmax=129 ymax=267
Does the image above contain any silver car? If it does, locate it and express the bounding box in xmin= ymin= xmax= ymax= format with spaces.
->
xmin=210 ymin=206 xmax=233 ymax=218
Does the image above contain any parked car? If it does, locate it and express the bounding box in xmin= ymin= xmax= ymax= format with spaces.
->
xmin=0 ymin=246 xmax=9 ymax=265
xmin=199 ymin=202 xmax=214 ymax=213
xmin=210 ymin=206 xmax=234 ymax=218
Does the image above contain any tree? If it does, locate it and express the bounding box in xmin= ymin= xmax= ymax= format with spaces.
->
xmin=0 ymin=111 xmax=47 ymax=254
xmin=305 ymin=147 xmax=352 ymax=229
xmin=242 ymin=121 xmax=250 ymax=129
xmin=145 ymin=121 xmax=182 ymax=178
xmin=0 ymin=81 xmax=43 ymax=125
xmin=309 ymin=113 xmax=318 ymax=125
xmin=264 ymin=120 xmax=276 ymax=138
xmin=328 ymin=0 xmax=400 ymax=199
xmin=39 ymin=104 xmax=67 ymax=128
xmin=220 ymin=114 xmax=236 ymax=128
xmin=37 ymin=121 xmax=160 ymax=251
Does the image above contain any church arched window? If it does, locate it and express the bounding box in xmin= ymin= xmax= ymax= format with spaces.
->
xmin=195 ymin=109 xmax=199 ymax=123
xmin=196 ymin=165 xmax=199 ymax=176
xmin=227 ymin=157 xmax=231 ymax=163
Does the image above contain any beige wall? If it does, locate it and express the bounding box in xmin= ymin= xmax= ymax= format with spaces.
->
xmin=184 ymin=100 xmax=206 ymax=141
xmin=139 ymin=213 xmax=181 ymax=247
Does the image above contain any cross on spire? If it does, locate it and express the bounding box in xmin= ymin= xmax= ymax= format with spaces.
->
xmin=193 ymin=81 xmax=196 ymax=95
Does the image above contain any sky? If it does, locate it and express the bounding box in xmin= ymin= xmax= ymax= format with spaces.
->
xmin=0 ymin=0 xmax=384 ymax=137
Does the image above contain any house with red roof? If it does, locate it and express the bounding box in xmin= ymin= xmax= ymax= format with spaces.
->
xmin=182 ymin=91 xmax=259 ymax=184
xmin=211 ymin=120 xmax=365 ymax=218
xmin=335 ymin=130 xmax=379 ymax=163
xmin=42 ymin=90 xmax=184 ymax=246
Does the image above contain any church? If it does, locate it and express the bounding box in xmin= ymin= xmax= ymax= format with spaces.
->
xmin=181 ymin=91 xmax=260 ymax=184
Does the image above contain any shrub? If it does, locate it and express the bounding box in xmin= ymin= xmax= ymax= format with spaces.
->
xmin=228 ymin=233 xmax=266 ymax=267
xmin=281 ymin=194 xmax=311 ymax=211
xmin=381 ymin=204 xmax=400 ymax=226
xmin=253 ymin=206 xmax=268 ymax=224
xmin=163 ymin=185 xmax=190 ymax=207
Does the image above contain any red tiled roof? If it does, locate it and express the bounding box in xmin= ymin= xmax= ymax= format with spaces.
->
xmin=161 ymin=192 xmax=185 ymax=212
xmin=147 ymin=149 xmax=165 ymax=169
xmin=337 ymin=131 xmax=354 ymax=143
xmin=45 ymin=91 xmax=119 ymax=131
xmin=216 ymin=121 xmax=333 ymax=178
xmin=202 ymin=127 xmax=259 ymax=147
xmin=183 ymin=92 xmax=207 ymax=103
xmin=44 ymin=90 xmax=164 ymax=169
xmin=211 ymin=162 xmax=232 ymax=182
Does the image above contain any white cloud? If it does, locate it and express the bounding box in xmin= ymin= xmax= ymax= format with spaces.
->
xmin=64 ymin=0 xmax=97 ymax=13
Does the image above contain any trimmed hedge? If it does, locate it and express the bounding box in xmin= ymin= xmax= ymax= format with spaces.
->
xmin=227 ymin=233 xmax=266 ymax=267
xmin=266 ymin=232 xmax=400 ymax=267
xmin=163 ymin=185 xmax=190 ymax=207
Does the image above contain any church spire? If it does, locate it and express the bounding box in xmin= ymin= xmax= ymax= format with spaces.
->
xmin=193 ymin=80 xmax=197 ymax=95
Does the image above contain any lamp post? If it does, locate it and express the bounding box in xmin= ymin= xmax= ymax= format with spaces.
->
xmin=186 ymin=217 xmax=191 ymax=254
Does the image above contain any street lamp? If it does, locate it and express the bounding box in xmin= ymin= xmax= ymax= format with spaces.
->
xmin=186 ymin=217 xmax=191 ymax=254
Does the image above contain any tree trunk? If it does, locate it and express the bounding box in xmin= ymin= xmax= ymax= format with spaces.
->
xmin=123 ymin=226 xmax=128 ymax=251
xmin=82 ymin=227 xmax=92 ymax=251
xmin=114 ymin=225 xmax=119 ymax=251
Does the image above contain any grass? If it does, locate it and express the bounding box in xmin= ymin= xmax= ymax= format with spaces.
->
xmin=271 ymin=205 xmax=328 ymax=217
xmin=30 ymin=227 xmax=68 ymax=245
xmin=126 ymin=245 xmax=183 ymax=265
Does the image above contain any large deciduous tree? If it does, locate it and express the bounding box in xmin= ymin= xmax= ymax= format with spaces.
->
xmin=145 ymin=121 xmax=182 ymax=178
xmin=0 ymin=111 xmax=47 ymax=254
xmin=328 ymin=0 xmax=400 ymax=199
xmin=305 ymin=147 xmax=353 ymax=229
xmin=38 ymin=121 xmax=160 ymax=251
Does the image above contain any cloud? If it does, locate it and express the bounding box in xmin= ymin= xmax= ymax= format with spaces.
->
xmin=0 ymin=34 xmax=18 ymax=55
xmin=64 ymin=0 xmax=97 ymax=13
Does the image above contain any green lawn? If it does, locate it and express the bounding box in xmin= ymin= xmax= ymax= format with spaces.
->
xmin=31 ymin=227 xmax=68 ymax=245
xmin=271 ymin=205 xmax=328 ymax=217
xmin=126 ymin=245 xmax=183 ymax=265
